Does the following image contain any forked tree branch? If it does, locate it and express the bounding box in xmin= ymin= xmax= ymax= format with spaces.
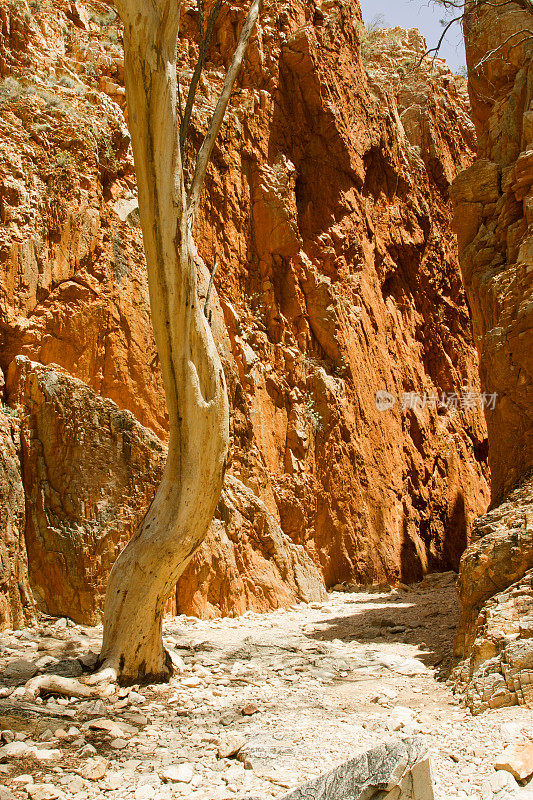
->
xmin=417 ymin=0 xmax=533 ymax=68
xmin=418 ymin=12 xmax=463 ymax=65
xmin=431 ymin=0 xmax=533 ymax=10
xmin=187 ymin=0 xmax=263 ymax=223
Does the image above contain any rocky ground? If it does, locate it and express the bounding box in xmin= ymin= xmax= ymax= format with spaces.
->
xmin=0 ymin=574 xmax=532 ymax=800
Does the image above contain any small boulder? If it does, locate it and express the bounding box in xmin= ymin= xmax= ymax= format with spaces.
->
xmin=80 ymin=756 xmax=108 ymax=781
xmin=495 ymin=742 xmax=533 ymax=782
xmin=27 ymin=785 xmax=61 ymax=800
xmin=160 ymin=764 xmax=194 ymax=783
xmin=3 ymin=659 xmax=38 ymax=682
xmin=217 ymin=733 xmax=247 ymax=759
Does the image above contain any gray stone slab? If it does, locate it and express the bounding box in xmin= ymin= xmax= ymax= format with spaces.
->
xmin=243 ymin=737 xmax=434 ymax=800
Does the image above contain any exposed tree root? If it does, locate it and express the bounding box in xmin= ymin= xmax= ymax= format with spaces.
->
xmin=24 ymin=675 xmax=101 ymax=700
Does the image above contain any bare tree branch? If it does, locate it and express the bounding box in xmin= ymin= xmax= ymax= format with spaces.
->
xmin=432 ymin=0 xmax=533 ymax=10
xmin=473 ymin=27 xmax=533 ymax=68
xmin=416 ymin=0 xmax=533 ymax=68
xmin=179 ymin=0 xmax=224 ymax=160
xmin=417 ymin=11 xmax=463 ymax=65
xmin=187 ymin=0 xmax=262 ymax=223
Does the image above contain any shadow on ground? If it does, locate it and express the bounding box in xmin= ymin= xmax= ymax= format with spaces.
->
xmin=304 ymin=581 xmax=459 ymax=677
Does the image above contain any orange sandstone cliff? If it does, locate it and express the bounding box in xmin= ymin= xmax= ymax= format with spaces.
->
xmin=0 ymin=0 xmax=490 ymax=626
xmin=451 ymin=0 xmax=533 ymax=712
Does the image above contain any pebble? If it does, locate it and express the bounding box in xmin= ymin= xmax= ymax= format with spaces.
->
xmin=181 ymin=676 xmax=202 ymax=688
xmin=217 ymin=733 xmax=247 ymax=758
xmin=26 ymin=785 xmax=61 ymax=800
xmin=160 ymin=764 xmax=195 ymax=783
xmin=0 ymin=742 xmax=61 ymax=762
xmin=3 ymin=659 xmax=38 ymax=681
xmin=80 ymin=756 xmax=108 ymax=781
xmin=134 ymin=786 xmax=155 ymax=800
xmin=110 ymin=738 xmax=128 ymax=749
xmin=241 ymin=703 xmax=259 ymax=716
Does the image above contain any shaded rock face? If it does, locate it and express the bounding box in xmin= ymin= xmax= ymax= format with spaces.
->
xmin=177 ymin=475 xmax=327 ymax=618
xmin=453 ymin=478 xmax=533 ymax=714
xmin=0 ymin=0 xmax=490 ymax=620
xmin=451 ymin=0 xmax=533 ymax=504
xmin=4 ymin=357 xmax=325 ymax=624
xmin=450 ymin=0 xmax=533 ymax=713
xmin=0 ymin=399 xmax=34 ymax=629
xmin=6 ymin=356 xmax=167 ymax=625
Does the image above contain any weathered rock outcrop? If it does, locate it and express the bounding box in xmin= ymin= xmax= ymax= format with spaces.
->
xmin=4 ymin=357 xmax=325 ymax=624
xmin=6 ymin=356 xmax=167 ymax=624
xmin=177 ymin=475 xmax=327 ymax=618
xmin=0 ymin=0 xmax=490 ymax=620
xmin=0 ymin=395 xmax=33 ymax=629
xmin=257 ymin=737 xmax=435 ymax=800
xmin=451 ymin=0 xmax=533 ymax=711
xmin=453 ymin=479 xmax=533 ymax=712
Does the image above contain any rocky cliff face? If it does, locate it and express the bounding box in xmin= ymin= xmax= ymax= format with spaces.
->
xmin=451 ymin=0 xmax=533 ymax=504
xmin=451 ymin=0 xmax=533 ymax=711
xmin=0 ymin=398 xmax=34 ymax=629
xmin=3 ymin=356 xmax=324 ymax=624
xmin=0 ymin=0 xmax=490 ymax=626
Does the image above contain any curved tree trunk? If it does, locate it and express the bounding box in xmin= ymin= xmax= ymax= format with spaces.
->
xmin=97 ymin=1 xmax=230 ymax=684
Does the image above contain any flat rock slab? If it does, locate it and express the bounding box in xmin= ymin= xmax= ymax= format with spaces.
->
xmin=495 ymin=742 xmax=533 ymax=781
xmin=244 ymin=737 xmax=434 ymax=800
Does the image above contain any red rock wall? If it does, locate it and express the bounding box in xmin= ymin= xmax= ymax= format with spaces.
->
xmin=450 ymin=0 xmax=533 ymax=713
xmin=451 ymin=0 xmax=533 ymax=503
xmin=0 ymin=395 xmax=34 ymax=629
xmin=0 ymin=0 xmax=490 ymax=623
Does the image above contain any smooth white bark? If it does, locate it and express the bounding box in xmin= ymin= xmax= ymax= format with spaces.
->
xmin=97 ymin=0 xmax=236 ymax=683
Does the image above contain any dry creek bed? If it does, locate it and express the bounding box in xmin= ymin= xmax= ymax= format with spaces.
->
xmin=0 ymin=572 xmax=532 ymax=800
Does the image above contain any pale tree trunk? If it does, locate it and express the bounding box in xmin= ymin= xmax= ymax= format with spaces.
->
xmin=96 ymin=0 xmax=260 ymax=684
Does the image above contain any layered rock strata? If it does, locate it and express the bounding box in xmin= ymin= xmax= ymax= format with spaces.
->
xmin=453 ymin=479 xmax=533 ymax=713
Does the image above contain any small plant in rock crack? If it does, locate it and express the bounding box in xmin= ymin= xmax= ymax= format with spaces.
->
xmin=90 ymin=9 xmax=119 ymax=26
xmin=299 ymin=352 xmax=323 ymax=377
xmin=334 ymin=357 xmax=348 ymax=378
xmin=0 ymin=77 xmax=24 ymax=105
xmin=244 ymin=291 xmax=266 ymax=327
xmin=95 ymin=133 xmax=121 ymax=184
xmin=1 ymin=402 xmax=19 ymax=419
xmin=303 ymin=395 xmax=323 ymax=433
xmin=54 ymin=149 xmax=75 ymax=171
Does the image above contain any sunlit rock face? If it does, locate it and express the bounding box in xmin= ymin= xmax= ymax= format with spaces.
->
xmin=451 ymin=0 xmax=533 ymax=504
xmin=450 ymin=0 xmax=533 ymax=711
xmin=0 ymin=0 xmax=489 ymax=623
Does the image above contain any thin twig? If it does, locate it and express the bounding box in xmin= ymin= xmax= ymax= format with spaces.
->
xmin=204 ymin=251 xmax=218 ymax=316
xmin=474 ymin=28 xmax=533 ymax=69
xmin=418 ymin=0 xmax=533 ymax=66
